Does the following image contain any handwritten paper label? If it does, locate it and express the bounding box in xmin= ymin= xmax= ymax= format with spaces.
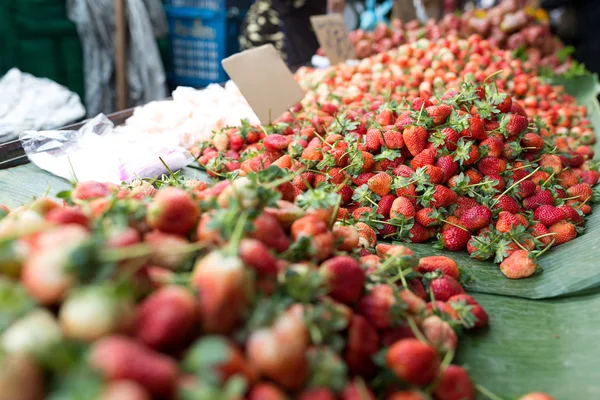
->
xmin=310 ymin=14 xmax=355 ymax=66
xmin=222 ymin=44 xmax=305 ymax=125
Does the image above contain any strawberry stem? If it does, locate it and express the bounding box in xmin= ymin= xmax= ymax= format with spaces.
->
xmin=67 ymin=156 xmax=79 ymax=184
xmin=492 ymin=166 xmax=541 ymax=206
xmin=476 ymin=384 xmax=506 ymax=400
xmin=329 ymin=194 xmax=342 ymax=229
xmin=426 ymin=347 xmax=456 ymax=393
xmin=483 ymin=69 xmax=503 ymax=83
xmin=407 ymin=316 xmax=429 ymax=343
xmin=440 ymin=219 xmax=469 ymax=232
xmin=534 ymin=239 xmax=555 ymax=258
xmin=512 ymin=239 xmax=529 ymax=252
xmin=224 ymin=212 xmax=249 ymax=256
xmin=387 ymin=267 xmax=412 ymax=288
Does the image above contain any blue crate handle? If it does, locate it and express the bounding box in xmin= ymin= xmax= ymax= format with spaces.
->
xmin=165 ymin=5 xmax=220 ymax=19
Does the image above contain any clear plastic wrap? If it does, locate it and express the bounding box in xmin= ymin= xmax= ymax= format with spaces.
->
xmin=20 ymin=114 xmax=194 ymax=184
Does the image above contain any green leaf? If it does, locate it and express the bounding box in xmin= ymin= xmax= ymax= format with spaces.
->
xmin=456 ymin=292 xmax=600 ymax=398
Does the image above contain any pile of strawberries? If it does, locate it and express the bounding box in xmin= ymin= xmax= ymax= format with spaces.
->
xmin=196 ymin=56 xmax=596 ymax=279
xmin=0 ymin=171 xmax=542 ymax=399
xmin=323 ymin=0 xmax=578 ymax=76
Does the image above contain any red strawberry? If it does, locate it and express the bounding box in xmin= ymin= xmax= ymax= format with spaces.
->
xmin=247 ymin=307 xmax=309 ymax=390
xmin=45 ymin=207 xmax=89 ymax=228
xmin=339 ymin=185 xmax=354 ymax=205
xmin=581 ymin=170 xmax=600 ymax=185
xmin=191 ymin=251 xmax=252 ymax=333
xmin=533 ymin=205 xmax=565 ymax=227
xmin=502 ymin=113 xmax=529 ymax=137
xmin=415 ymin=207 xmax=437 ymax=227
xmin=320 ymin=256 xmax=365 ymax=304
xmin=440 ymin=224 xmax=471 ymax=251
xmin=90 ymin=336 xmax=177 ymax=398
xmin=429 ymin=276 xmax=465 ymax=301
xmin=357 ymin=284 xmax=396 ymax=329
xmin=548 ymin=220 xmax=577 ymax=246
xmin=477 ymin=156 xmax=507 ymax=175
xmin=368 ymin=172 xmax=392 ymax=196
xmin=521 ymin=133 xmax=544 ymax=152
xmin=147 ymin=187 xmax=199 ymax=235
xmin=411 ymin=97 xmax=432 ymax=111
xmin=386 ymin=338 xmax=439 ymax=386
xmin=403 ymin=126 xmax=429 ymax=156
xmin=453 ymin=196 xmax=479 ymax=218
xmin=433 ymin=365 xmax=475 ymax=400
xmin=479 ymin=136 xmax=504 ymax=157
xmin=252 ymin=212 xmax=290 ymax=252
xmin=353 ymin=172 xmax=375 ymax=186
xmin=379 ymin=156 xmax=404 ymax=172
xmin=522 ymin=190 xmax=554 ymax=210
xmin=135 ymin=286 xmax=197 ymax=351
xmin=382 ymin=130 xmax=404 ymax=149
xmin=99 ymin=381 xmax=150 ymax=400
xmin=352 ymin=206 xmax=372 ymax=221
xmin=239 ymin=238 xmax=279 ymax=275
xmin=496 ymin=211 xmax=520 ymax=233
xmin=247 ymin=383 xmax=288 ymax=400
xmin=390 ymin=196 xmax=416 ymax=219
xmin=493 ymin=195 xmax=521 ymax=214
xmin=426 ymin=105 xmax=452 ymax=125
xmin=435 ymin=155 xmax=459 ymax=182
xmin=366 ymin=128 xmax=383 ymax=152
xmin=459 ymin=205 xmax=491 ymax=231
xmin=440 ymin=127 xmax=461 ymax=151
xmin=72 ymin=181 xmax=112 ymax=200
xmin=431 ymin=185 xmax=458 ymax=208
xmin=416 ymin=256 xmax=459 ymax=280
xmin=298 ymin=388 xmax=335 ymax=400
xmin=448 ymin=294 xmax=489 ymax=329
xmin=264 ymin=134 xmax=292 ymax=152
xmin=567 ymin=183 xmax=593 ymax=203
xmin=510 ymin=102 xmax=527 ymax=117
xmin=500 ymin=250 xmax=537 ymax=279
xmin=464 ymin=114 xmax=486 ymax=140
xmin=339 ymin=381 xmax=376 ymax=400
xmin=409 ymin=278 xmax=427 ymax=300
xmin=376 ymin=109 xmax=395 ymax=126
xmin=411 ymin=149 xmax=437 ymax=169
xmin=558 ymin=205 xmax=584 ymax=225
xmin=517 ymin=180 xmax=537 ymax=199
xmin=395 ymin=112 xmax=415 ymax=129
xmin=409 ymin=223 xmax=435 ymax=243
xmin=531 ymin=222 xmax=552 ymax=246
xmin=421 ymin=315 xmax=458 ymax=352
xmin=379 ymin=220 xmax=398 ymax=238
xmin=495 ymin=93 xmax=513 ymax=113
xmin=333 ymin=224 xmax=360 ymax=252
xmin=344 ymin=315 xmax=379 ymax=377
xmin=422 ymin=166 xmax=444 ymax=185
xmin=377 ymin=194 xmax=396 ymax=218
xmin=387 ymin=390 xmax=428 ymax=400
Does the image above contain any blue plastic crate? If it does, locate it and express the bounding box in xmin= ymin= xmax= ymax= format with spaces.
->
xmin=165 ymin=2 xmax=251 ymax=88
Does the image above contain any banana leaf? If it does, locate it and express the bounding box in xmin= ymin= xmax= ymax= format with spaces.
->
xmin=456 ymin=291 xmax=600 ymax=399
